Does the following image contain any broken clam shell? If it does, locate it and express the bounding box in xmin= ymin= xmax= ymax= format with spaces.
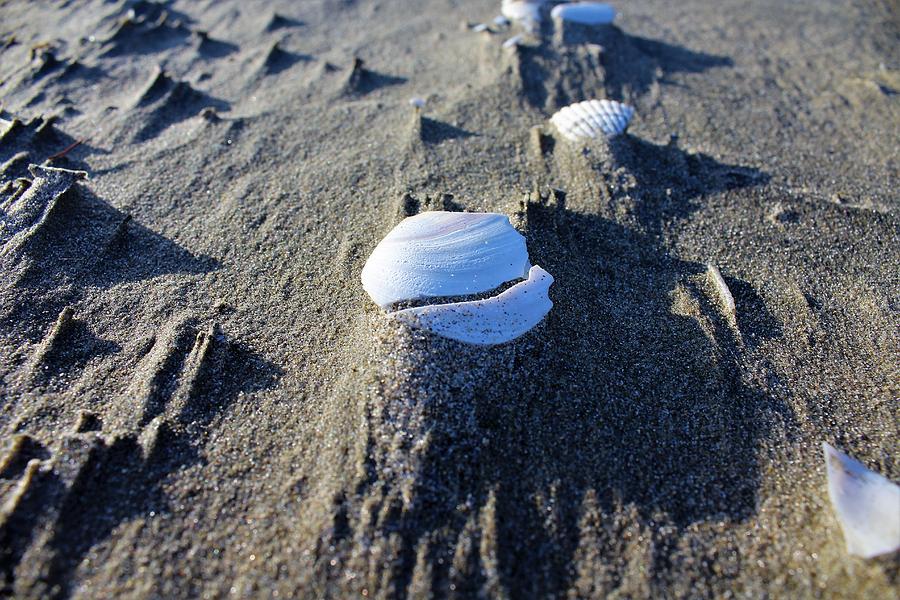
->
xmin=393 ymin=266 xmax=554 ymax=345
xmin=823 ymin=442 xmax=900 ymax=559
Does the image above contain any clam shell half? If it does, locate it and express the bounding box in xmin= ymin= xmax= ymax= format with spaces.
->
xmin=361 ymin=211 xmax=531 ymax=309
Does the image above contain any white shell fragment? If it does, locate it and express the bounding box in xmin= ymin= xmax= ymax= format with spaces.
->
xmin=550 ymin=2 xmax=616 ymax=25
xmin=823 ymin=443 xmax=900 ymax=558
xmin=361 ymin=212 xmax=531 ymax=309
xmin=502 ymin=34 xmax=525 ymax=49
xmin=706 ymin=264 xmax=735 ymax=315
xmin=409 ymin=97 xmax=426 ymax=109
xmin=392 ymin=266 xmax=554 ymax=345
xmin=501 ymin=0 xmax=544 ymax=32
xmin=550 ymin=99 xmax=634 ymax=142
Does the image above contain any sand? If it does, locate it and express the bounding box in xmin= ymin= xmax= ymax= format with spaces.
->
xmin=0 ymin=0 xmax=898 ymax=598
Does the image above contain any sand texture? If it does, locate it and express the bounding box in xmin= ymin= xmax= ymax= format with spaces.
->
xmin=0 ymin=0 xmax=898 ymax=598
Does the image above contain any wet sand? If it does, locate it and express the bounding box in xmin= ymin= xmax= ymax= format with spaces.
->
xmin=0 ymin=0 xmax=898 ymax=598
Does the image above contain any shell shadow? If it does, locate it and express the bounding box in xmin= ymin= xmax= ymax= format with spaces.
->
xmin=607 ymin=135 xmax=770 ymax=235
xmin=487 ymin=198 xmax=793 ymax=594
xmin=341 ymin=58 xmax=407 ymax=96
xmin=517 ymin=24 xmax=733 ymax=110
xmin=194 ymin=32 xmax=239 ymax=59
xmin=420 ymin=117 xmax=477 ymax=144
xmin=567 ymin=24 xmax=733 ymax=101
xmin=259 ymin=43 xmax=313 ymax=76
xmin=356 ymin=203 xmax=792 ymax=596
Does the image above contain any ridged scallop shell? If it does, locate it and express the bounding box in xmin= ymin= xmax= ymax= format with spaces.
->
xmin=550 ymin=2 xmax=616 ymax=25
xmin=550 ymin=99 xmax=634 ymax=142
xmin=361 ymin=211 xmax=531 ymax=309
xmin=392 ymin=266 xmax=554 ymax=345
xmin=823 ymin=443 xmax=900 ymax=558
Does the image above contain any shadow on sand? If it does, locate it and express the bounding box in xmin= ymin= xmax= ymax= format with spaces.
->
xmin=517 ymin=23 xmax=733 ymax=110
xmin=368 ymin=202 xmax=791 ymax=596
xmin=342 ymin=138 xmax=791 ymax=596
xmin=11 ymin=184 xmax=218 ymax=290
xmin=2 ymin=182 xmax=218 ymax=340
xmin=0 ymin=331 xmax=283 ymax=599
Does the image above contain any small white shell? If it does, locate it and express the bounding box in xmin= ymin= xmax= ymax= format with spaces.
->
xmin=823 ymin=443 xmax=900 ymax=558
xmin=361 ymin=212 xmax=531 ymax=309
xmin=501 ymin=0 xmax=544 ymax=32
xmin=706 ymin=264 xmax=735 ymax=315
xmin=502 ymin=34 xmax=525 ymax=49
xmin=409 ymin=97 xmax=426 ymax=109
xmin=392 ymin=265 xmax=554 ymax=345
xmin=472 ymin=23 xmax=490 ymax=32
xmin=550 ymin=99 xmax=634 ymax=142
xmin=550 ymin=2 xmax=616 ymax=25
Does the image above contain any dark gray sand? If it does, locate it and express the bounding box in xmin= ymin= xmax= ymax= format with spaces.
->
xmin=1 ymin=0 xmax=898 ymax=598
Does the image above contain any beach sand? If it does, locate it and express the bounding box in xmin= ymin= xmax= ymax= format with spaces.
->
xmin=0 ymin=0 xmax=897 ymax=597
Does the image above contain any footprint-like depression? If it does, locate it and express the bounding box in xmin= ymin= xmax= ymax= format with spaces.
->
xmin=361 ymin=211 xmax=554 ymax=345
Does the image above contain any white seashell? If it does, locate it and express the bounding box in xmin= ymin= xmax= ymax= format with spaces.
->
xmin=493 ymin=15 xmax=511 ymax=27
xmin=361 ymin=211 xmax=531 ymax=309
xmin=706 ymin=264 xmax=735 ymax=315
xmin=502 ymin=34 xmax=525 ymax=49
xmin=472 ymin=23 xmax=490 ymax=32
xmin=409 ymin=97 xmax=426 ymax=109
xmin=392 ymin=266 xmax=554 ymax=345
xmin=823 ymin=443 xmax=900 ymax=558
xmin=501 ymin=0 xmax=544 ymax=32
xmin=550 ymin=99 xmax=634 ymax=142
xmin=550 ymin=2 xmax=616 ymax=25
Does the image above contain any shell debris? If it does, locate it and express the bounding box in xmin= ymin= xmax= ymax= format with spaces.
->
xmin=393 ymin=266 xmax=554 ymax=345
xmin=502 ymin=34 xmax=525 ymax=49
xmin=706 ymin=264 xmax=735 ymax=316
xmin=823 ymin=443 xmax=900 ymax=559
xmin=550 ymin=2 xmax=617 ymax=26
